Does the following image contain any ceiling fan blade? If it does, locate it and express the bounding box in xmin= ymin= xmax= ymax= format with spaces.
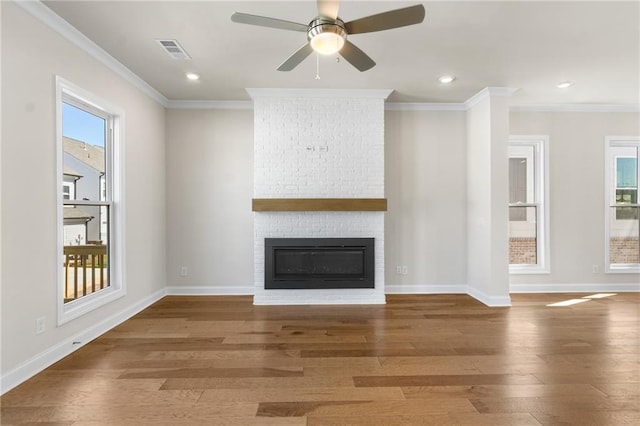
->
xmin=344 ymin=4 xmax=426 ymax=34
xmin=277 ymin=43 xmax=314 ymax=71
xmin=339 ymin=40 xmax=376 ymax=72
xmin=317 ymin=0 xmax=340 ymax=20
xmin=231 ymin=12 xmax=308 ymax=32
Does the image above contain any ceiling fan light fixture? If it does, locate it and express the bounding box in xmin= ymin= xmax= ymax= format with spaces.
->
xmin=310 ymin=32 xmax=345 ymax=55
xmin=230 ymin=3 xmax=426 ymax=72
xmin=308 ymin=17 xmax=347 ymax=55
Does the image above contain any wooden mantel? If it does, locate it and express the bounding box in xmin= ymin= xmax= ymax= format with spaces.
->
xmin=252 ymin=198 xmax=387 ymax=212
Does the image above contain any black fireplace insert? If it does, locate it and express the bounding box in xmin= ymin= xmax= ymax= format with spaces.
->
xmin=265 ymin=238 xmax=374 ymax=289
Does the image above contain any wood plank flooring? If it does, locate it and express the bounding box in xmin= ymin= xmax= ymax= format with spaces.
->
xmin=1 ymin=293 xmax=639 ymax=425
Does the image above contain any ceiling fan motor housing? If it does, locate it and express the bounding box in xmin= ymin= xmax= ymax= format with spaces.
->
xmin=307 ymin=17 xmax=348 ymax=54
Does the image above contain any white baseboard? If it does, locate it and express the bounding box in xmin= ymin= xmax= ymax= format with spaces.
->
xmin=385 ymin=284 xmax=468 ymax=294
xmin=0 ymin=288 xmax=167 ymax=395
xmin=510 ymin=282 xmax=640 ymax=293
xmin=385 ymin=284 xmax=512 ymax=307
xmin=466 ymin=286 xmax=512 ymax=307
xmin=253 ymin=290 xmax=386 ymax=305
xmin=166 ymin=286 xmax=255 ymax=296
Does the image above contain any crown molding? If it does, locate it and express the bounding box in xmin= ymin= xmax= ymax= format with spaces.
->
xmin=14 ymin=0 xmax=169 ymax=107
xmin=511 ymin=103 xmax=640 ymax=113
xmin=166 ymin=100 xmax=253 ymax=110
xmin=155 ymin=100 xmax=640 ymax=113
xmin=385 ymin=102 xmax=467 ymax=111
xmin=246 ymin=88 xmax=394 ymax=100
xmin=465 ymin=87 xmax=520 ymax=109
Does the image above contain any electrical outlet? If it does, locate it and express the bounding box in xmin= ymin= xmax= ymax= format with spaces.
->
xmin=592 ymin=264 xmax=599 ymax=274
xmin=396 ymin=266 xmax=402 ymax=275
xmin=402 ymin=266 xmax=408 ymax=275
xmin=180 ymin=266 xmax=188 ymax=277
xmin=36 ymin=317 xmax=45 ymax=335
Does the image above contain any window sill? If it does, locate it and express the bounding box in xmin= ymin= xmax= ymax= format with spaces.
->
xmin=58 ymin=286 xmax=125 ymax=325
xmin=509 ymin=265 xmax=550 ymax=275
xmin=606 ymin=265 xmax=640 ymax=274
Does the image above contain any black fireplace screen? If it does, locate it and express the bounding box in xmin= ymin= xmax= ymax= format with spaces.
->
xmin=265 ymin=238 xmax=374 ymax=289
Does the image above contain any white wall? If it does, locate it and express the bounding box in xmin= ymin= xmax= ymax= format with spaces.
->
xmin=466 ymin=93 xmax=511 ymax=306
xmin=165 ymin=108 xmax=254 ymax=292
xmin=510 ymin=111 xmax=640 ymax=291
xmin=384 ymin=110 xmax=468 ymax=292
xmin=1 ymin=2 xmax=166 ymax=379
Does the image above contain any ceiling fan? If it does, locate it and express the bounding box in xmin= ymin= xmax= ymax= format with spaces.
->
xmin=231 ymin=0 xmax=426 ymax=72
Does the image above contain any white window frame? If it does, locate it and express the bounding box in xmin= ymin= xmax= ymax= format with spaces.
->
xmin=56 ymin=77 xmax=126 ymax=325
xmin=509 ymin=135 xmax=550 ymax=274
xmin=62 ymin=181 xmax=75 ymax=201
xmin=604 ymin=136 xmax=640 ymax=274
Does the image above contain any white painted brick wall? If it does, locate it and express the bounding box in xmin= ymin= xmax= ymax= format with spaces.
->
xmin=253 ymin=212 xmax=385 ymax=304
xmin=254 ymin=96 xmax=384 ymax=198
xmin=251 ymin=91 xmax=386 ymax=304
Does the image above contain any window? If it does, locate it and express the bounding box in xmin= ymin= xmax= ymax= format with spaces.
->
xmin=56 ymin=77 xmax=125 ymax=324
xmin=509 ymin=136 xmax=550 ymax=273
xmin=615 ymin=157 xmax=638 ymax=220
xmin=62 ymin=181 xmax=75 ymax=200
xmin=605 ymin=137 xmax=639 ymax=272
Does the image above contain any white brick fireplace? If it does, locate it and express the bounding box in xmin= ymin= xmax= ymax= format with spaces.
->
xmin=249 ymin=89 xmax=391 ymax=305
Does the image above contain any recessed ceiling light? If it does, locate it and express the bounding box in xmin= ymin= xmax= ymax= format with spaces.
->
xmin=556 ymin=80 xmax=574 ymax=89
xmin=438 ymin=75 xmax=456 ymax=84
xmin=186 ymin=72 xmax=200 ymax=81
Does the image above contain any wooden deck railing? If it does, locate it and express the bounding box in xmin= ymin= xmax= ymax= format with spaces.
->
xmin=63 ymin=245 xmax=108 ymax=302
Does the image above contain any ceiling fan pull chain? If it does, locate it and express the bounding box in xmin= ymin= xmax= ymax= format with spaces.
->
xmin=315 ymin=53 xmax=321 ymax=80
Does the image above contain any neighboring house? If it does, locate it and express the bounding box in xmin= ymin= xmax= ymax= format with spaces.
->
xmin=63 ymin=166 xmax=91 ymax=245
xmin=62 ymin=136 xmax=106 ymax=245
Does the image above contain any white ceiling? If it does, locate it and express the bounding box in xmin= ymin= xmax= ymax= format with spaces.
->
xmin=42 ymin=0 xmax=639 ymax=105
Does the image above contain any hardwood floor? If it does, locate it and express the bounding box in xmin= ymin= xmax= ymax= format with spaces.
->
xmin=1 ymin=293 xmax=639 ymax=425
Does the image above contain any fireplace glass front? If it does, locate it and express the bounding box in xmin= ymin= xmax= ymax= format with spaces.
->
xmin=265 ymin=238 xmax=374 ymax=289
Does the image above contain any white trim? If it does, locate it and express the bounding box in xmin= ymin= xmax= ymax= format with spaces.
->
xmin=385 ymin=284 xmax=468 ymax=294
xmin=0 ymin=288 xmax=167 ymax=395
xmin=511 ymin=104 xmax=640 ymax=113
xmin=253 ymin=290 xmax=386 ymax=305
xmin=604 ymin=136 xmax=640 ymax=274
xmin=465 ymin=87 xmax=519 ymax=109
xmin=385 ymin=103 xmax=467 ymax=111
xmin=466 ymin=286 xmax=512 ymax=307
xmin=166 ymin=286 xmax=255 ymax=296
xmin=56 ymin=77 xmax=127 ymax=325
xmin=15 ymin=0 xmax=168 ymax=106
xmin=509 ymin=267 xmax=551 ymax=275
xmin=156 ymin=100 xmax=640 ymax=113
xmin=607 ymin=265 xmax=640 ymax=274
xmin=510 ymin=283 xmax=640 ymax=293
xmin=508 ymin=135 xmax=551 ymax=275
xmin=166 ymin=100 xmax=253 ymax=110
xmin=246 ymin=88 xmax=394 ymax=100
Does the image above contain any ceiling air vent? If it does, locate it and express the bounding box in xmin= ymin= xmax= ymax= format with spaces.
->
xmin=156 ymin=39 xmax=191 ymax=60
